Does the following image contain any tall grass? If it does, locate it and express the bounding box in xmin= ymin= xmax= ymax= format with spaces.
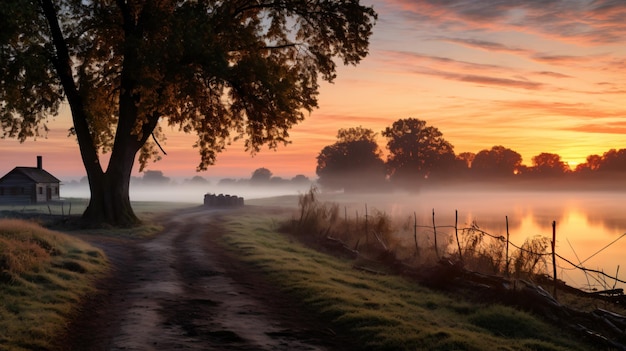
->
xmin=456 ymin=221 xmax=550 ymax=278
xmin=0 ymin=219 xmax=108 ymax=351
xmin=285 ymin=187 xmax=401 ymax=258
xmin=285 ymin=188 xmax=550 ymax=280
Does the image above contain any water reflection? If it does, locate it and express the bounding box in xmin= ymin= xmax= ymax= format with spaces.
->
xmin=329 ymin=190 xmax=626 ymax=290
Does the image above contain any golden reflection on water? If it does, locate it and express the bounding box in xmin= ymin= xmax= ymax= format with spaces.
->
xmin=337 ymin=191 xmax=626 ymax=291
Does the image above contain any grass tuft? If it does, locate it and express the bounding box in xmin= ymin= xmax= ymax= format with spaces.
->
xmin=0 ymin=218 xmax=108 ymax=351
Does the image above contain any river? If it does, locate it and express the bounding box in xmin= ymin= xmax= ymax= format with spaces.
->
xmin=339 ymin=190 xmax=626 ymax=291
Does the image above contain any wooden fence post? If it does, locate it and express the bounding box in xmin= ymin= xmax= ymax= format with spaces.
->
xmin=552 ymin=220 xmax=557 ymax=300
xmin=414 ymin=212 xmax=419 ymax=257
xmin=505 ymin=216 xmax=510 ymax=277
xmin=455 ymin=210 xmax=462 ymax=263
xmin=432 ymin=209 xmax=439 ymax=259
xmin=365 ymin=204 xmax=369 ymax=245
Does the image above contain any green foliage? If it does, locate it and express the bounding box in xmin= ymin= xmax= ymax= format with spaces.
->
xmin=469 ymin=305 xmax=545 ymax=339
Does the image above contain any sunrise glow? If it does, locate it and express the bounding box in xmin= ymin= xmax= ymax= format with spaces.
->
xmin=2 ymin=0 xmax=626 ymax=181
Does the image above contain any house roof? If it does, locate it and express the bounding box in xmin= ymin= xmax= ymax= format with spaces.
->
xmin=0 ymin=167 xmax=61 ymax=184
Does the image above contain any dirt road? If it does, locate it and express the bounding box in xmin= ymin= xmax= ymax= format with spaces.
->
xmin=60 ymin=206 xmax=344 ymax=351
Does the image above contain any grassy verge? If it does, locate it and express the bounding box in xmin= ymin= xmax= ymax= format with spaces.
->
xmin=0 ymin=219 xmax=108 ymax=351
xmin=218 ymin=208 xmax=598 ymax=351
xmin=0 ymin=199 xmax=198 ymax=238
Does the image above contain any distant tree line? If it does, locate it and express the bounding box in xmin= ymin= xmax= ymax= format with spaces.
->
xmin=67 ymin=169 xmax=311 ymax=188
xmin=316 ymin=118 xmax=626 ymax=192
xmin=217 ymin=168 xmax=312 ymax=187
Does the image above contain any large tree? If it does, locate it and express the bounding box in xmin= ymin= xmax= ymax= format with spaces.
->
xmin=316 ymin=126 xmax=386 ymax=191
xmin=382 ymin=118 xmax=455 ymax=186
xmin=471 ymin=145 xmax=523 ymax=177
xmin=529 ymin=152 xmax=570 ymax=177
xmin=1 ymin=0 xmax=377 ymax=226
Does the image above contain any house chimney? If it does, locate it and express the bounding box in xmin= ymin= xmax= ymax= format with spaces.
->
xmin=37 ymin=156 xmax=42 ymax=170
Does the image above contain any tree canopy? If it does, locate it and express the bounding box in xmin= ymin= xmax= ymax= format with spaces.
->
xmin=530 ymin=153 xmax=570 ymax=176
xmin=316 ymin=127 xmax=386 ymax=191
xmin=472 ymin=145 xmax=523 ymax=177
xmin=314 ymin=118 xmax=626 ymax=191
xmin=1 ymin=0 xmax=377 ymax=225
xmin=382 ymin=118 xmax=455 ymax=186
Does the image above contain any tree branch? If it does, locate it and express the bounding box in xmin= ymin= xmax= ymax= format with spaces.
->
xmin=38 ymin=0 xmax=102 ymax=174
xmin=151 ymin=132 xmax=167 ymax=155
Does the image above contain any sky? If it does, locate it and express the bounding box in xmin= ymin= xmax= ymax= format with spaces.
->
xmin=2 ymin=0 xmax=626 ymax=182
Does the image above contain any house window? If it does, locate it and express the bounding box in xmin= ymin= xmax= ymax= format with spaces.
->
xmin=38 ymin=187 xmax=43 ymax=195
xmin=0 ymin=187 xmax=3 ymax=196
xmin=54 ymin=186 xmax=58 ymax=195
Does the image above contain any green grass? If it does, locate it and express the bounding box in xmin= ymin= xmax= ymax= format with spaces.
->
xmin=0 ymin=198 xmax=198 ymax=238
xmin=218 ymin=208 xmax=599 ymax=351
xmin=0 ymin=219 xmax=108 ymax=351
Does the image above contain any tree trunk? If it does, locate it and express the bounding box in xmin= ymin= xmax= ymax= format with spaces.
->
xmin=82 ymin=151 xmax=139 ymax=227
xmin=40 ymin=0 xmax=136 ymax=226
xmin=43 ymin=0 xmax=157 ymax=227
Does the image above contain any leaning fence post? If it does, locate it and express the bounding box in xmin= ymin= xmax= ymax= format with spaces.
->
xmin=455 ymin=210 xmax=462 ymax=263
xmin=505 ymin=216 xmax=510 ymax=277
xmin=432 ymin=209 xmax=439 ymax=259
xmin=552 ymin=220 xmax=557 ymax=300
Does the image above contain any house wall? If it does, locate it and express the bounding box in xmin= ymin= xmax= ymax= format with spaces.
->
xmin=0 ymin=173 xmax=59 ymax=204
xmin=35 ymin=182 xmax=60 ymax=203
xmin=0 ymin=173 xmax=34 ymax=204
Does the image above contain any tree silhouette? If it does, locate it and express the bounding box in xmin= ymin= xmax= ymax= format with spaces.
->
xmin=597 ymin=149 xmax=626 ymax=172
xmin=1 ymin=0 xmax=376 ymax=226
xmin=575 ymin=154 xmax=602 ymax=174
xmin=142 ymin=170 xmax=171 ymax=185
xmin=186 ymin=176 xmax=210 ymax=185
xmin=471 ymin=146 xmax=523 ymax=178
xmin=382 ymin=118 xmax=455 ymax=187
xmin=316 ymin=127 xmax=386 ymax=191
xmin=291 ymin=175 xmax=311 ymax=185
xmin=529 ymin=153 xmax=570 ymax=177
xmin=250 ymin=168 xmax=273 ymax=184
xmin=456 ymin=152 xmax=476 ymax=169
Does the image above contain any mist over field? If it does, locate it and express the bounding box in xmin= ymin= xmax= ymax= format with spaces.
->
xmin=58 ymin=174 xmax=626 ymax=290
xmin=314 ymin=187 xmax=626 ymax=290
xmin=61 ymin=181 xmax=314 ymax=204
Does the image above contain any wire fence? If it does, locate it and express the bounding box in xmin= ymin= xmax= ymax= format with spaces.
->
xmin=353 ymin=205 xmax=626 ymax=296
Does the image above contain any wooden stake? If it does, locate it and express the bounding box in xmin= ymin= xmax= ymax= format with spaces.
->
xmin=552 ymin=220 xmax=557 ymax=300
xmin=414 ymin=212 xmax=419 ymax=257
xmin=455 ymin=210 xmax=462 ymax=263
xmin=505 ymin=216 xmax=510 ymax=277
xmin=432 ymin=209 xmax=439 ymax=259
